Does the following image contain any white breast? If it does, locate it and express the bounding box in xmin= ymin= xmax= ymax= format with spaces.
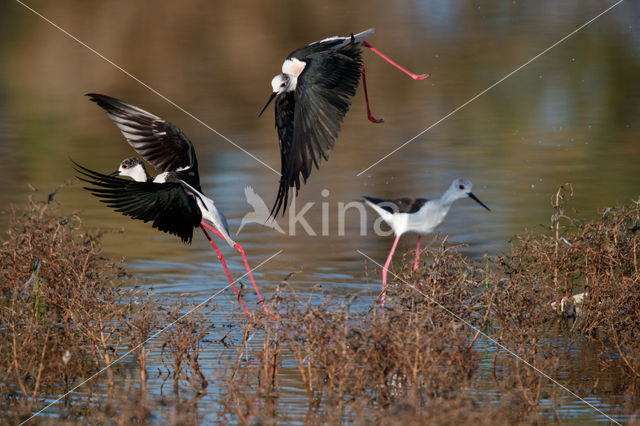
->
xmin=406 ymin=203 xmax=450 ymax=235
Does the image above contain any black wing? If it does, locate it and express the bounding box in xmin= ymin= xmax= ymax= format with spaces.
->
xmin=271 ymin=91 xmax=296 ymax=217
xmin=364 ymin=196 xmax=428 ymax=214
xmin=73 ymin=161 xmax=202 ymax=244
xmin=271 ymin=42 xmax=363 ymax=217
xmin=87 ymin=93 xmax=200 ymax=189
xmin=291 ymin=28 xmax=374 ymax=58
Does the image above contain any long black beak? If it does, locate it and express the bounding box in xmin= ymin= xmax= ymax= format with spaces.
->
xmin=469 ymin=192 xmax=491 ymax=211
xmin=258 ymin=92 xmax=277 ymax=118
xmin=109 ymin=171 xmax=120 ymax=177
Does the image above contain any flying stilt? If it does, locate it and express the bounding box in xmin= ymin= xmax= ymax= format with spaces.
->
xmin=364 ymin=178 xmax=490 ymax=311
xmin=78 ymin=93 xmax=272 ymax=317
xmin=259 ymin=28 xmax=428 ymax=217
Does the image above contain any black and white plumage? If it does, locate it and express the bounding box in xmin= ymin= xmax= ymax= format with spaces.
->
xmin=80 ymin=94 xmax=231 ymax=245
xmin=112 ymin=157 xmax=152 ymax=182
xmin=260 ymin=29 xmax=430 ymax=217
xmin=362 ymin=196 xmax=428 ymax=215
xmin=77 ymin=94 xmax=272 ymax=317
xmin=75 ymin=162 xmax=210 ymax=244
xmin=260 ymin=29 xmax=373 ymax=217
xmin=364 ymin=178 xmax=490 ymax=311
xmin=87 ymin=93 xmax=201 ymax=192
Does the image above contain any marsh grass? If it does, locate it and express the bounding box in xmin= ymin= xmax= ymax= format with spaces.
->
xmin=222 ymin=185 xmax=640 ymax=424
xmin=0 ymin=195 xmax=215 ymax=423
xmin=2 ymin=186 xmax=640 ymax=424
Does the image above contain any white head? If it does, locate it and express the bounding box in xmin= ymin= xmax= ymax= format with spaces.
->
xmin=270 ymin=73 xmax=292 ymax=94
xmin=113 ymin=157 xmax=149 ymax=182
xmin=444 ymin=178 xmax=491 ymax=210
xmin=259 ymin=57 xmax=306 ymax=117
xmin=259 ymin=74 xmax=291 ymax=117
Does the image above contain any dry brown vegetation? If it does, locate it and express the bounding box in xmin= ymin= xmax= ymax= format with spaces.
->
xmin=2 ymin=186 xmax=640 ymax=424
xmin=0 ymin=195 xmax=215 ymax=423
xmin=223 ymin=185 xmax=640 ymax=424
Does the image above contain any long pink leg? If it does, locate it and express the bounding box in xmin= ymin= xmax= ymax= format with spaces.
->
xmin=201 ymin=221 xmax=275 ymax=318
xmin=381 ymin=234 xmax=402 ymax=311
xmin=200 ymin=225 xmax=251 ymax=317
xmin=413 ymin=236 xmax=422 ymax=271
xmin=362 ymin=41 xmax=429 ymax=80
xmin=233 ymin=243 xmax=275 ymax=318
xmin=361 ymin=64 xmax=384 ymax=123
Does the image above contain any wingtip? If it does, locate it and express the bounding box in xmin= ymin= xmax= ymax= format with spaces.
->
xmin=85 ymin=92 xmax=107 ymax=102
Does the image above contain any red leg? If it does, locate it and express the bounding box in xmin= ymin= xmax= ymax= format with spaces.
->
xmin=381 ymin=234 xmax=402 ymax=311
xmin=361 ymin=64 xmax=384 ymax=124
xmin=413 ymin=236 xmax=422 ymax=271
xmin=200 ymin=225 xmax=251 ymax=317
xmin=234 ymin=242 xmax=276 ymax=319
xmin=362 ymin=41 xmax=429 ymax=81
xmin=201 ymin=221 xmax=276 ymax=319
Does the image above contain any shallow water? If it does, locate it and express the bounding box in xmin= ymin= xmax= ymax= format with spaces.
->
xmin=1 ymin=0 xmax=639 ymax=422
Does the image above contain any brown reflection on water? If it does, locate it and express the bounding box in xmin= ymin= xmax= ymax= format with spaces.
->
xmin=1 ymin=0 xmax=639 ymax=421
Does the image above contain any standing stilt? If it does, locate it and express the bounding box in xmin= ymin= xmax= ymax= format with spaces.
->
xmin=364 ymin=178 xmax=491 ymax=314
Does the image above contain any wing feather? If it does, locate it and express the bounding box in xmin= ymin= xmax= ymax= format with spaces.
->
xmin=363 ymin=196 xmax=429 ymax=214
xmin=73 ymin=161 xmax=202 ymax=243
xmin=86 ymin=93 xmax=201 ymax=190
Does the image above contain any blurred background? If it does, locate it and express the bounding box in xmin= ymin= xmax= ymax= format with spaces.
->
xmin=0 ymin=0 xmax=638 ymax=298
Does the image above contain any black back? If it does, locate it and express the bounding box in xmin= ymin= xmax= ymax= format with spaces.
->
xmin=287 ymin=36 xmax=353 ymax=60
xmin=364 ymin=196 xmax=429 ymax=214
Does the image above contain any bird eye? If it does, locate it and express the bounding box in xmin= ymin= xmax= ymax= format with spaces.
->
xmin=122 ymin=164 xmax=128 ymax=169
xmin=458 ymin=185 xmax=464 ymax=190
xmin=280 ymin=82 xmax=286 ymax=87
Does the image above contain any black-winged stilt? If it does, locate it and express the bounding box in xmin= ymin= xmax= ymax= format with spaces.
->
xmin=364 ymin=178 xmax=490 ymax=310
xmin=259 ymin=28 xmax=428 ymax=217
xmin=77 ymin=94 xmax=271 ymax=317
